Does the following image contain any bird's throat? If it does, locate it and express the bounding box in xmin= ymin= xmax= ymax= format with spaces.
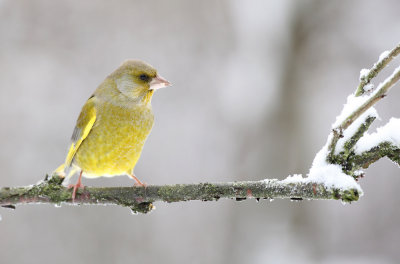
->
xmin=142 ymin=90 xmax=154 ymax=104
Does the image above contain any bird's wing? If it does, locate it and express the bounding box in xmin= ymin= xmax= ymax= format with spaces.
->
xmin=64 ymin=96 xmax=97 ymax=171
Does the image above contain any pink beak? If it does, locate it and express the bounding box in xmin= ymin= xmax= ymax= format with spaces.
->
xmin=149 ymin=74 xmax=171 ymax=90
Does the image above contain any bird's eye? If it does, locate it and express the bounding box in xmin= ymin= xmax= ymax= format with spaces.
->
xmin=139 ymin=74 xmax=150 ymax=82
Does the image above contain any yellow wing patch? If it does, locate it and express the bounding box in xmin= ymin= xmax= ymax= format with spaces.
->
xmin=64 ymin=96 xmax=97 ymax=172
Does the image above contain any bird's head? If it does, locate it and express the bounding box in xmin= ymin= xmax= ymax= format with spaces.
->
xmin=110 ymin=60 xmax=171 ymax=101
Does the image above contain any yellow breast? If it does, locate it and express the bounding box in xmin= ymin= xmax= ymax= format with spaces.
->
xmin=74 ymin=101 xmax=154 ymax=177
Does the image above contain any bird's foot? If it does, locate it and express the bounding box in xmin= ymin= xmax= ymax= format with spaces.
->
xmin=134 ymin=181 xmax=147 ymax=187
xmin=68 ymin=171 xmax=84 ymax=202
xmin=68 ymin=182 xmax=85 ymax=202
xmin=130 ymin=174 xmax=147 ymax=187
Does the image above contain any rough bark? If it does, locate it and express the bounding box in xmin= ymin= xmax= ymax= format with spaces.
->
xmin=0 ymin=175 xmax=360 ymax=214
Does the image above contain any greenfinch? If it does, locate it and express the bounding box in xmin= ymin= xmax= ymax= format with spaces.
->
xmin=55 ymin=60 xmax=171 ymax=200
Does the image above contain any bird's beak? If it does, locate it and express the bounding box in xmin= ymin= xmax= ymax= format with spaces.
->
xmin=149 ymin=75 xmax=171 ymax=90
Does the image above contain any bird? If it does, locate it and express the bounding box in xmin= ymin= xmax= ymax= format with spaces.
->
xmin=54 ymin=60 xmax=171 ymax=201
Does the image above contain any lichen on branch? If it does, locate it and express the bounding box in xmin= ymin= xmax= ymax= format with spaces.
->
xmin=0 ymin=175 xmax=360 ymax=214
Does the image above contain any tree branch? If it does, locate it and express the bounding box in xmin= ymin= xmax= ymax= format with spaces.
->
xmin=328 ymin=43 xmax=400 ymax=161
xmin=0 ymin=175 xmax=360 ymax=214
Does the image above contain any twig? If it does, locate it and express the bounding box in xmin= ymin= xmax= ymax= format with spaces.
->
xmin=0 ymin=176 xmax=360 ymax=214
xmin=356 ymin=43 xmax=400 ymax=96
xmin=328 ymin=53 xmax=400 ymax=161
xmin=342 ymin=116 xmax=376 ymax=157
xmin=350 ymin=141 xmax=400 ymax=170
xmin=342 ymin=67 xmax=400 ymax=130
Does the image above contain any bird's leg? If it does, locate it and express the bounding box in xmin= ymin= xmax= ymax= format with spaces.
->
xmin=129 ymin=173 xmax=146 ymax=187
xmin=68 ymin=170 xmax=85 ymax=202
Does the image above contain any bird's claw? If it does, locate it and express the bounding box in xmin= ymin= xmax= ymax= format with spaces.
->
xmin=134 ymin=181 xmax=147 ymax=187
xmin=68 ymin=183 xmax=85 ymax=202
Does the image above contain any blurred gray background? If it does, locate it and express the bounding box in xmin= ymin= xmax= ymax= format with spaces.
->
xmin=1 ymin=0 xmax=400 ymax=263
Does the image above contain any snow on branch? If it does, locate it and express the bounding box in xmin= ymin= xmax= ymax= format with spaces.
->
xmin=270 ymin=43 xmax=400 ymax=202
xmin=328 ymin=44 xmax=400 ymax=160
xmin=1 ymin=43 xmax=400 ymax=214
xmin=356 ymin=43 xmax=400 ymax=96
xmin=322 ymin=42 xmax=400 ymax=184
